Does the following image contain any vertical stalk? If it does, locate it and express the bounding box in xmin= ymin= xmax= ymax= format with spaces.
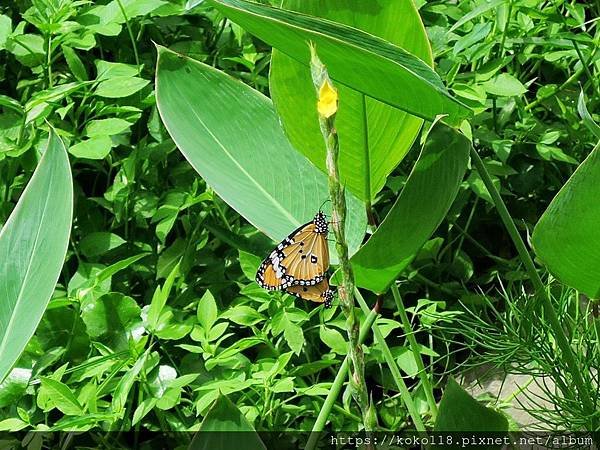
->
xmin=305 ymin=306 xmax=379 ymax=450
xmin=309 ymin=45 xmax=374 ymax=432
xmin=390 ymin=283 xmax=438 ymax=420
xmin=354 ymin=288 xmax=426 ymax=431
xmin=470 ymin=146 xmax=595 ymax=423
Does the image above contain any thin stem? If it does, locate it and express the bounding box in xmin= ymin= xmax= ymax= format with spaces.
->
xmin=304 ymin=306 xmax=379 ymax=450
xmin=524 ymin=67 xmax=584 ymax=111
xmin=470 ymin=146 xmax=595 ymax=426
xmin=309 ymin=45 xmax=373 ymax=432
xmin=354 ymin=288 xmax=426 ymax=431
xmin=390 ymin=283 xmax=438 ymax=420
xmin=116 ymin=0 xmax=141 ymax=73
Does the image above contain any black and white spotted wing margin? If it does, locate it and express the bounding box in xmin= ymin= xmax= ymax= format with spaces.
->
xmin=255 ymin=212 xmax=329 ymax=290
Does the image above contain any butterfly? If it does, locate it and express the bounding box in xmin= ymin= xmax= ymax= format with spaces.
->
xmin=256 ymin=211 xmax=331 ymax=292
xmin=286 ymin=278 xmax=334 ymax=308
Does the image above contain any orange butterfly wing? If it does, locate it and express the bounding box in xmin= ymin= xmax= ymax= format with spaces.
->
xmin=255 ymin=212 xmax=330 ymax=290
xmin=286 ymin=279 xmax=334 ymax=308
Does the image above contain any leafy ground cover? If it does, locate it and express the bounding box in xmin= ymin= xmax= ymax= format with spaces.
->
xmin=0 ymin=0 xmax=598 ymax=447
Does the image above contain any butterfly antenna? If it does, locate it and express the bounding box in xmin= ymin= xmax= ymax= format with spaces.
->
xmin=319 ymin=198 xmax=331 ymax=212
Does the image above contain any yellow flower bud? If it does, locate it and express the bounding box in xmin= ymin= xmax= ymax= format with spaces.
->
xmin=317 ymin=79 xmax=338 ymax=118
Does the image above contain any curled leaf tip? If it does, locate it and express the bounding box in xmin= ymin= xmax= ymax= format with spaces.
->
xmin=318 ymin=79 xmax=338 ymax=118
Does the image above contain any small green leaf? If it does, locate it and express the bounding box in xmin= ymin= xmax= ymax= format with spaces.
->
xmin=146 ymin=262 xmax=180 ymax=331
xmin=69 ymin=136 xmax=114 ymax=159
xmin=319 ymin=326 xmax=347 ymax=354
xmin=84 ymin=118 xmax=132 ymax=137
xmin=95 ymin=76 xmax=149 ymax=98
xmin=112 ymin=350 xmax=150 ymax=414
xmin=40 ymin=377 xmax=84 ymax=416
xmin=197 ymin=290 xmax=218 ymax=332
xmin=238 ymin=250 xmax=261 ymax=281
xmin=482 ymin=73 xmax=527 ymax=97
xmin=62 ymin=45 xmax=88 ymax=81
xmin=189 ymin=394 xmax=266 ymax=449
xmin=283 ymin=321 xmax=304 ymax=355
xmin=80 ymin=232 xmax=126 ymax=257
xmin=434 ymin=378 xmax=508 ymax=444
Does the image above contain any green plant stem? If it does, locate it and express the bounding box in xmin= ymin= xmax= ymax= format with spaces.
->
xmin=309 ymin=45 xmax=373 ymax=433
xmin=470 ymin=146 xmax=595 ymax=423
xmin=354 ymin=288 xmax=426 ymax=430
xmin=304 ymin=306 xmax=379 ymax=450
xmin=390 ymin=283 xmax=438 ymax=421
xmin=524 ymin=67 xmax=584 ymax=111
xmin=116 ymin=0 xmax=141 ymax=73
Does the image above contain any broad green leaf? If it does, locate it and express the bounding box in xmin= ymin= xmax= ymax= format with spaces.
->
xmin=40 ymin=377 xmax=84 ymax=416
xmin=350 ymin=124 xmax=470 ymax=293
xmin=482 ymin=73 xmax=527 ymax=97
xmin=0 ymin=131 xmax=73 ymax=383
xmin=69 ymin=136 xmax=114 ymax=160
xmin=94 ymin=76 xmax=149 ymax=98
xmin=80 ymin=293 xmax=142 ymax=351
xmin=270 ymin=0 xmax=432 ymax=201
xmin=189 ymin=394 xmax=266 ymax=450
xmin=155 ymin=46 xmax=366 ymax=256
xmin=434 ymin=378 xmax=508 ymax=444
xmin=80 ymin=232 xmax=126 ymax=257
xmin=210 ymin=0 xmax=470 ymax=124
xmin=532 ymin=142 xmax=600 ymax=298
xmin=84 ymin=118 xmax=132 ymax=137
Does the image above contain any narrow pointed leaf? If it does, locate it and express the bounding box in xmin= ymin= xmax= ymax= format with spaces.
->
xmin=210 ymin=0 xmax=471 ymax=123
xmin=532 ymin=142 xmax=600 ymax=299
xmin=0 ymin=131 xmax=73 ymax=382
xmin=155 ymin=46 xmax=366 ymax=255
xmin=189 ymin=394 xmax=266 ymax=450
xmin=270 ymin=0 xmax=432 ymax=202
xmin=351 ymin=124 xmax=470 ymax=293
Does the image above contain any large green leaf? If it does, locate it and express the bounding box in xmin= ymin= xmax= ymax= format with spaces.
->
xmin=210 ymin=0 xmax=470 ymax=124
xmin=270 ymin=0 xmax=432 ymax=202
xmin=155 ymin=46 xmax=366 ymax=256
xmin=0 ymin=131 xmax=73 ymax=382
xmin=532 ymin=142 xmax=600 ymax=299
xmin=189 ymin=394 xmax=266 ymax=450
xmin=351 ymin=124 xmax=470 ymax=293
xmin=434 ymin=378 xmax=508 ymax=446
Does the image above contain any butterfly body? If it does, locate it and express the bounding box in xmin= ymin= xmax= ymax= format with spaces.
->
xmin=256 ymin=211 xmax=334 ymax=307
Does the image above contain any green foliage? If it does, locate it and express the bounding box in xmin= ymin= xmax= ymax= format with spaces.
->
xmin=350 ymin=123 xmax=470 ymax=293
xmin=434 ymin=378 xmax=508 ymax=448
xmin=270 ymin=0 xmax=432 ymax=202
xmin=189 ymin=394 xmax=266 ymax=449
xmin=154 ymin=45 xmax=366 ymax=254
xmin=0 ymin=131 xmax=72 ymax=382
xmin=210 ymin=0 xmax=471 ymax=123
